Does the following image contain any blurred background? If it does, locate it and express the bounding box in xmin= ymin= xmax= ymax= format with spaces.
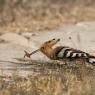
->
xmin=0 ymin=0 xmax=95 ymax=32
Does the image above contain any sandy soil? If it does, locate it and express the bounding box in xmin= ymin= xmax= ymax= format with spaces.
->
xmin=0 ymin=21 xmax=95 ymax=77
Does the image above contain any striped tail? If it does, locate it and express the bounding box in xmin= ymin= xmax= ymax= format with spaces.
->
xmin=86 ymin=55 xmax=95 ymax=65
xmin=53 ymin=46 xmax=95 ymax=65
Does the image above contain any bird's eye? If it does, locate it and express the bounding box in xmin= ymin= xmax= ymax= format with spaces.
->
xmin=53 ymin=38 xmax=55 ymax=40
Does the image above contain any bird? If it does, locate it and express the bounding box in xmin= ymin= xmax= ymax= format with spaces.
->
xmin=24 ymin=38 xmax=95 ymax=65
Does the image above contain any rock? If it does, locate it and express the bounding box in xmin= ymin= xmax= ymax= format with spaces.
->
xmin=21 ymin=32 xmax=33 ymax=39
xmin=0 ymin=33 xmax=37 ymax=49
xmin=21 ymin=32 xmax=38 ymax=39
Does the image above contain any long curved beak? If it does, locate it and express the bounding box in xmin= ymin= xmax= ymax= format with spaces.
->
xmin=30 ymin=49 xmax=40 ymax=55
xmin=24 ymin=49 xmax=40 ymax=58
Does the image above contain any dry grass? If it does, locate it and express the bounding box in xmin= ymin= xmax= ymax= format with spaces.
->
xmin=0 ymin=0 xmax=95 ymax=32
xmin=0 ymin=60 xmax=95 ymax=95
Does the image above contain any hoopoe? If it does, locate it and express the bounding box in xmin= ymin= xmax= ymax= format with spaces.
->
xmin=24 ymin=38 xmax=95 ymax=65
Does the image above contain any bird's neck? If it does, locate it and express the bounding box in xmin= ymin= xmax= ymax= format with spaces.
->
xmin=41 ymin=47 xmax=54 ymax=59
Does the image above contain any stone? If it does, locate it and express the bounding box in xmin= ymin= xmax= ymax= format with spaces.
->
xmin=0 ymin=33 xmax=37 ymax=49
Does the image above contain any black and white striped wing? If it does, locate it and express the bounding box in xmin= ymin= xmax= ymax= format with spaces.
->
xmin=54 ymin=46 xmax=89 ymax=59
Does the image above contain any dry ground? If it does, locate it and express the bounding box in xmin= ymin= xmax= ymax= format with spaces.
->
xmin=0 ymin=60 xmax=95 ymax=95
